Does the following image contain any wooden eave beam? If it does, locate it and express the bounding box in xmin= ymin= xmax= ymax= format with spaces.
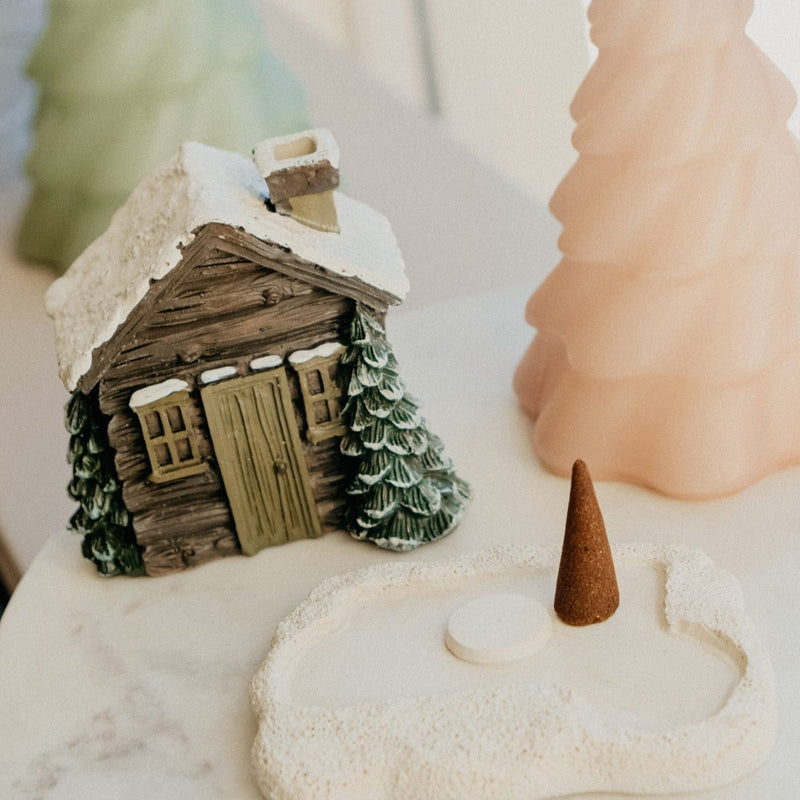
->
xmin=207 ymin=223 xmax=398 ymax=313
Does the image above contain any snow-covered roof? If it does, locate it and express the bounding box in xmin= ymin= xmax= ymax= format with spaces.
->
xmin=46 ymin=141 xmax=409 ymax=392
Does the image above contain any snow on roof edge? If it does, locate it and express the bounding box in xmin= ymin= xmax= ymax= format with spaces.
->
xmin=46 ymin=141 xmax=409 ymax=393
xmin=46 ymin=150 xmax=197 ymax=392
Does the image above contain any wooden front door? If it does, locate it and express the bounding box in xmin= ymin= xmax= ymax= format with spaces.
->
xmin=201 ymin=369 xmax=321 ymax=554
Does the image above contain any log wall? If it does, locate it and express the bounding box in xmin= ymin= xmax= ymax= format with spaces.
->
xmin=96 ymin=226 xmax=383 ymax=574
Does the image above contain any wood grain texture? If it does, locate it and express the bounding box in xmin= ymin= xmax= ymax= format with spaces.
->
xmin=210 ymin=224 xmax=395 ymax=311
xmin=202 ymin=369 xmax=322 ymax=554
xmin=93 ymin=225 xmax=368 ymax=573
xmin=140 ymin=526 xmax=241 ymax=576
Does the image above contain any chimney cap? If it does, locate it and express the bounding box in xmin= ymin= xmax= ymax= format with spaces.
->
xmin=254 ymin=128 xmax=340 ymax=205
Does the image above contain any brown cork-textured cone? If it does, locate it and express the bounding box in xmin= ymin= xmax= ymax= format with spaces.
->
xmin=554 ymin=459 xmax=619 ymax=626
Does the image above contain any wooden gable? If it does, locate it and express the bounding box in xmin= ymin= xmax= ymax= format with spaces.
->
xmin=79 ymin=222 xmax=393 ymax=395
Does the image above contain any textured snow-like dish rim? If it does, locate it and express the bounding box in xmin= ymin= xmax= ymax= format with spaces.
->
xmin=250 ymin=542 xmax=776 ymax=800
xmin=45 ymin=141 xmax=408 ymax=392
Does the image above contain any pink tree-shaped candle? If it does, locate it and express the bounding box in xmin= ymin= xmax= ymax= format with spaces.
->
xmin=514 ymin=0 xmax=800 ymax=499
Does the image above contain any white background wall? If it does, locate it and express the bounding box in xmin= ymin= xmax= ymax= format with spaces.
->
xmin=4 ymin=0 xmax=800 ymax=201
xmin=271 ymin=0 xmax=800 ymax=201
xmin=268 ymin=0 xmax=590 ymax=200
xmin=748 ymin=0 xmax=800 ymax=133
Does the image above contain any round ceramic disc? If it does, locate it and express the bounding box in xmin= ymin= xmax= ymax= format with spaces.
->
xmin=445 ymin=592 xmax=552 ymax=665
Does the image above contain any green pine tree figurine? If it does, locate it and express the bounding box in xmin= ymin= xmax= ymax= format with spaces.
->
xmin=66 ymin=391 xmax=145 ymax=576
xmin=340 ymin=306 xmax=471 ymax=550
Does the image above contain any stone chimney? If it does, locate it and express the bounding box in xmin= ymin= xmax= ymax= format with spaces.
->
xmin=253 ymin=128 xmax=340 ymax=233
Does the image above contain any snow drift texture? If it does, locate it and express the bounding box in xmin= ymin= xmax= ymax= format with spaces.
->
xmin=250 ymin=542 xmax=775 ymax=800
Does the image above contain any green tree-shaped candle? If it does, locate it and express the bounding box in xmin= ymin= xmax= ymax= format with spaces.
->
xmin=340 ymin=307 xmax=471 ymax=550
xmin=19 ymin=0 xmax=307 ymax=271
xmin=66 ymin=391 xmax=144 ymax=576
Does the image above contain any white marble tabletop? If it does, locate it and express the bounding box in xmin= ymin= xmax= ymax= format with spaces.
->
xmin=1 ymin=285 xmax=799 ymax=799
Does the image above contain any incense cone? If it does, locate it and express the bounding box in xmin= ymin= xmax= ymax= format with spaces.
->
xmin=554 ymin=460 xmax=619 ymax=625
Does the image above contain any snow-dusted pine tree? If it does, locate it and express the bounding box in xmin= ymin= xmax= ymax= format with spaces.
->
xmin=19 ymin=0 xmax=307 ymax=271
xmin=66 ymin=391 xmax=144 ymax=576
xmin=340 ymin=307 xmax=471 ymax=550
xmin=514 ymin=0 xmax=800 ymax=499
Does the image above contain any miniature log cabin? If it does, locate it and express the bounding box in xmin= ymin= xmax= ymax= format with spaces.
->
xmin=47 ymin=129 xmax=409 ymax=576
